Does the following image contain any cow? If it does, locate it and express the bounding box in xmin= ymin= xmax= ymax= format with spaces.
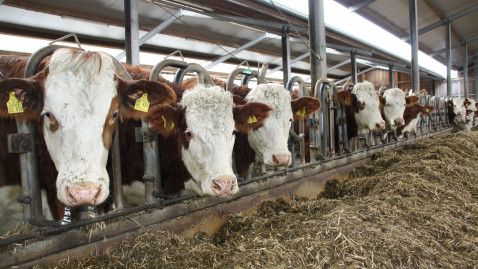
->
xmin=396 ymin=103 xmax=435 ymax=138
xmin=337 ymin=81 xmax=386 ymax=140
xmin=0 ymin=49 xmax=177 ymax=233
xmin=447 ymin=97 xmax=471 ymax=131
xmin=474 ymin=101 xmax=478 ymax=127
xmin=465 ymin=99 xmax=476 ymax=129
xmin=182 ymin=77 xmax=321 ymax=177
xmin=378 ymin=88 xmax=419 ymax=131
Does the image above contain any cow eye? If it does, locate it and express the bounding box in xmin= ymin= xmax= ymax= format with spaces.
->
xmin=232 ymin=130 xmax=239 ymax=136
xmin=112 ymin=112 xmax=118 ymax=119
xmin=41 ymin=111 xmax=52 ymax=118
xmin=185 ymin=129 xmax=194 ymax=137
xmin=386 ymin=103 xmax=391 ymax=107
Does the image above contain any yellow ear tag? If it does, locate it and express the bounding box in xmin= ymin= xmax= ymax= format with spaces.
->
xmin=134 ymin=93 xmax=149 ymax=112
xmin=344 ymin=99 xmax=349 ymax=106
xmin=247 ymin=115 xmax=258 ymax=124
xmin=295 ymin=106 xmax=306 ymax=117
xmin=407 ymin=102 xmax=414 ymax=107
xmin=426 ymin=108 xmax=430 ymax=113
xmin=162 ymin=115 xmax=175 ymax=130
xmin=7 ymin=91 xmax=23 ymax=114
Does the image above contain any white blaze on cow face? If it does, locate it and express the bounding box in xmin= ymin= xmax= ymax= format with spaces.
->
xmin=180 ymin=85 xmax=238 ymax=197
xmin=245 ymin=83 xmax=292 ymax=167
xmin=42 ymin=49 xmax=117 ymax=206
xmin=353 ymin=82 xmax=386 ymax=135
xmin=382 ymin=88 xmax=406 ymax=130
xmin=452 ymin=98 xmax=467 ymax=124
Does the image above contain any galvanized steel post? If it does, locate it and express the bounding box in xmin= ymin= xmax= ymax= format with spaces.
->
xmin=446 ymin=22 xmax=452 ymax=97
xmin=389 ymin=64 xmax=394 ymax=88
xmin=351 ymin=51 xmax=357 ymax=84
xmin=475 ymin=54 xmax=478 ymax=98
xmin=464 ymin=42 xmax=469 ymax=98
xmin=308 ymin=0 xmax=327 ymax=86
xmin=409 ymin=0 xmax=420 ymax=93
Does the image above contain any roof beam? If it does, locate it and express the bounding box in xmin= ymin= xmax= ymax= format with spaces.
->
xmin=267 ymin=52 xmax=310 ymax=75
xmin=335 ymin=66 xmax=379 ymax=85
xmin=402 ymin=4 xmax=478 ymax=41
xmin=348 ymin=0 xmax=376 ymax=12
xmin=430 ymin=34 xmax=478 ymax=57
xmin=116 ymin=9 xmax=183 ymax=60
xmin=203 ymin=33 xmax=273 ymax=70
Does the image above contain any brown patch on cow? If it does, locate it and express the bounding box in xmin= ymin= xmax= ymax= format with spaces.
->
xmin=406 ymin=95 xmax=420 ymax=106
xmin=115 ymin=76 xmax=177 ymax=120
xmin=234 ymin=102 xmax=274 ymax=134
xmin=396 ymin=104 xmax=434 ymax=137
xmin=182 ymin=76 xmax=252 ymax=98
xmin=45 ymin=112 xmax=59 ymax=133
xmin=0 ymin=67 xmax=48 ymax=120
xmin=102 ymin=97 xmax=119 ymax=149
xmin=291 ymin=96 xmax=322 ymax=120
xmin=378 ymin=95 xmax=385 ymax=107
xmin=146 ymin=104 xmax=183 ymax=138
xmin=233 ymin=95 xmax=247 ymax=106
xmin=291 ymin=89 xmax=313 ymax=99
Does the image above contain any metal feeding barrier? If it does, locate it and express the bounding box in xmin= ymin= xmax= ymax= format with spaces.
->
xmin=0 ymin=45 xmax=455 ymax=267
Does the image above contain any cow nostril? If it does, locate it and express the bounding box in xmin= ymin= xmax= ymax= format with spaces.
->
xmin=272 ymin=155 xmax=280 ymax=164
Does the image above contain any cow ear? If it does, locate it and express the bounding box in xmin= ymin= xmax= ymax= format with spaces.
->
xmin=233 ymin=95 xmax=247 ymax=106
xmin=116 ymin=76 xmax=177 ymax=120
xmin=337 ymin=90 xmax=353 ymax=106
xmin=378 ymin=95 xmax=385 ymax=107
xmin=406 ymin=95 xmax=419 ymax=106
xmin=464 ymin=98 xmax=471 ymax=108
xmin=146 ymin=104 xmax=181 ymax=138
xmin=420 ymin=105 xmax=434 ymax=116
xmin=291 ymin=96 xmax=321 ymax=120
xmin=234 ymin=101 xmax=273 ymax=133
xmin=0 ymin=70 xmax=47 ymax=120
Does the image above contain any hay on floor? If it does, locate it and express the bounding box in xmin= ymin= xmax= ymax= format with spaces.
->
xmin=44 ymin=130 xmax=478 ymax=268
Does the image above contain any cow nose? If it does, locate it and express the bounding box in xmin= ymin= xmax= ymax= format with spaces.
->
xmin=272 ymin=153 xmax=291 ymax=166
xmin=375 ymin=122 xmax=386 ymax=130
xmin=456 ymin=111 xmax=461 ymax=115
xmin=211 ymin=177 xmax=237 ymax=196
xmin=394 ymin=118 xmax=404 ymax=126
xmin=65 ymin=184 xmax=103 ymax=206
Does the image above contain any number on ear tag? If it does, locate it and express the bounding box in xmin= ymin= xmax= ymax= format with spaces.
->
xmin=7 ymin=91 xmax=23 ymax=114
xmin=247 ymin=115 xmax=257 ymax=124
xmin=295 ymin=106 xmax=306 ymax=117
xmin=134 ymin=93 xmax=150 ymax=112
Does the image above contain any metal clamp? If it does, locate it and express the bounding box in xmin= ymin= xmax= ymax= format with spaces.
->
xmin=8 ymin=133 xmax=33 ymax=153
xmin=135 ymin=127 xmax=157 ymax=143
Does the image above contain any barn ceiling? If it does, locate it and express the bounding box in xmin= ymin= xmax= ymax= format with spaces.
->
xmin=335 ymin=0 xmax=478 ymax=75
xmin=0 ymin=0 xmax=457 ymax=82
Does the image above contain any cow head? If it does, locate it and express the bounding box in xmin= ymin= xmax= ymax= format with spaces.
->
xmin=379 ymin=89 xmax=419 ymax=130
xmin=474 ymin=102 xmax=478 ymax=127
xmin=147 ymin=85 xmax=273 ymax=196
xmin=338 ymin=81 xmax=385 ymax=135
xmin=465 ymin=99 xmax=476 ymax=125
xmin=0 ymin=48 xmax=176 ymax=207
xmin=447 ymin=98 xmax=467 ymax=124
xmin=244 ymin=83 xmax=321 ymax=167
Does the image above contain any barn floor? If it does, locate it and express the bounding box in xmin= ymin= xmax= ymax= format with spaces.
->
xmin=40 ymin=129 xmax=478 ymax=268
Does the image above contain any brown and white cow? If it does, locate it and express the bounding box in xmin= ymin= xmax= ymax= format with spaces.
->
xmin=338 ymin=81 xmax=386 ymax=139
xmin=182 ymin=77 xmax=321 ymax=177
xmin=0 ymin=49 xmax=176 ymax=232
xmin=378 ymin=88 xmax=419 ymax=131
xmin=447 ymin=97 xmax=472 ymax=131
xmin=396 ymin=103 xmax=435 ymax=138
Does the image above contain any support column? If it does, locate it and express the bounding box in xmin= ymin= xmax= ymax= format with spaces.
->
xmin=281 ymin=27 xmax=291 ymax=84
xmin=308 ymin=0 xmax=327 ymax=87
xmin=409 ymin=0 xmax=420 ymax=93
xmin=389 ymin=64 xmax=394 ymax=88
xmin=351 ymin=50 xmax=357 ymax=84
xmin=464 ymin=42 xmax=469 ymax=98
xmin=474 ymin=54 xmax=478 ymax=98
xmin=124 ymin=0 xmax=140 ymax=65
xmin=446 ymin=22 xmax=452 ymax=97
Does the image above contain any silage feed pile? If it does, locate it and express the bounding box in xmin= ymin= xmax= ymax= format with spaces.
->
xmin=50 ymin=130 xmax=478 ymax=269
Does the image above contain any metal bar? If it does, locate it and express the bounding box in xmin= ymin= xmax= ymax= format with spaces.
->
xmin=357 ymin=55 xmax=407 ymax=69
xmin=475 ymin=55 xmax=478 ymax=99
xmin=124 ymin=0 xmax=140 ymax=66
xmin=446 ymin=22 xmax=452 ymax=97
xmin=112 ymin=124 xmax=123 ymax=209
xmin=409 ymin=0 xmax=420 ymax=93
xmin=326 ymin=43 xmax=373 ymax=57
xmin=348 ymin=0 xmax=376 ymax=12
xmin=403 ymin=4 xmax=478 ymax=41
xmin=430 ymin=34 xmax=478 ymax=57
xmin=328 ymin=59 xmax=351 ymax=73
xmin=335 ymin=66 xmax=378 ymax=84
xmin=351 ymin=51 xmax=357 ymax=84
xmin=204 ymin=33 xmax=270 ymax=70
xmin=308 ymin=0 xmax=327 ymax=87
xmin=281 ymin=27 xmax=291 ymax=84
xmin=267 ymin=52 xmax=309 ymax=75
xmin=389 ymin=64 xmax=394 ymax=88
xmin=116 ymin=9 xmax=182 ymax=60
xmin=453 ymin=54 xmax=475 ymax=65
xmin=464 ymin=43 xmax=469 ymax=98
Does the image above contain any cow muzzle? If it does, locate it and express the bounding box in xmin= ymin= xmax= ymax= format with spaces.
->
xmin=271 ymin=153 xmax=291 ymax=166
xmin=65 ymin=184 xmax=104 ymax=206
xmin=393 ymin=118 xmax=404 ymax=127
xmin=374 ymin=121 xmax=386 ymax=131
xmin=210 ymin=177 xmax=237 ymax=196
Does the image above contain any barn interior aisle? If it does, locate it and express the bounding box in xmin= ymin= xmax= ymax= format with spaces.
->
xmin=48 ymin=129 xmax=478 ymax=268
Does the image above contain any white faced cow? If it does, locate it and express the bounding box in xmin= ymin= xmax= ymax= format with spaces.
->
xmin=338 ymin=81 xmax=386 ymax=139
xmin=379 ymin=88 xmax=419 ymax=130
xmin=0 ymin=48 xmax=176 ymax=208
xmin=447 ymin=98 xmax=471 ymax=131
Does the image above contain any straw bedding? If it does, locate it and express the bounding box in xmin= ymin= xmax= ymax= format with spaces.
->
xmin=46 ymin=130 xmax=478 ymax=268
